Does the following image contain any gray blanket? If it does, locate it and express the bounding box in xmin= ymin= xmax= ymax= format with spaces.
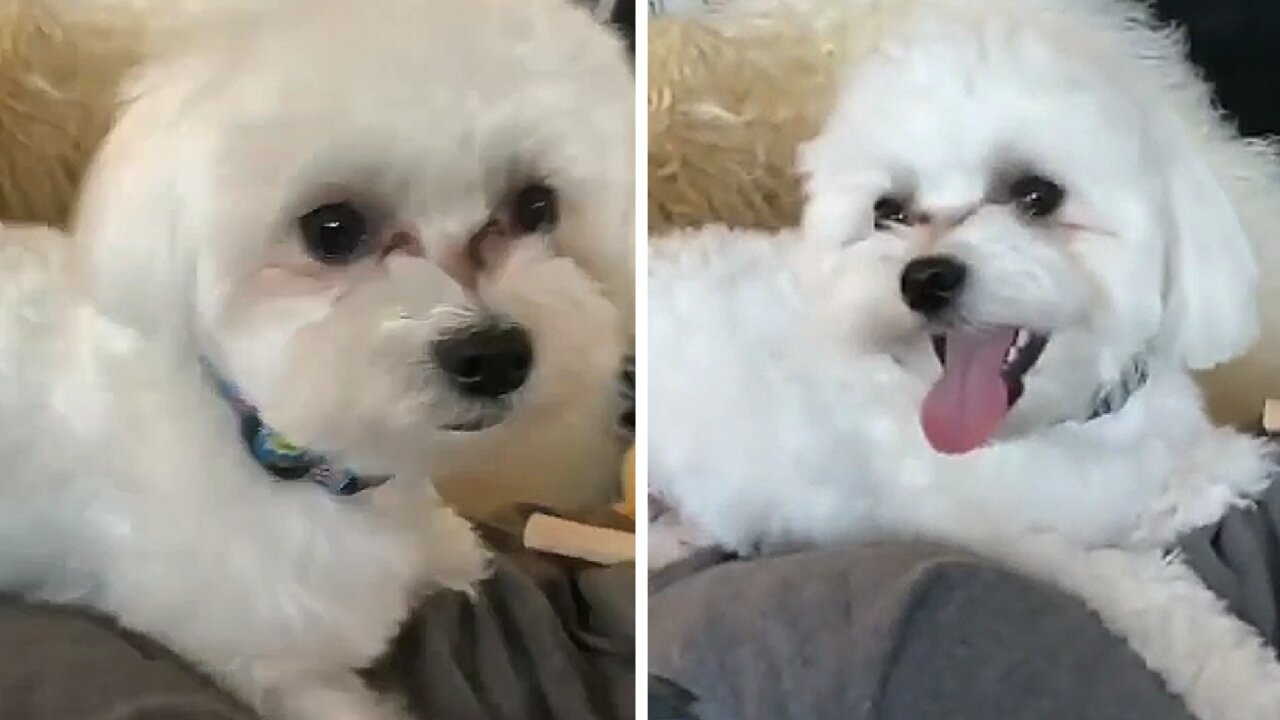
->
xmin=1179 ymin=472 xmax=1280 ymax=652
xmin=649 ymin=474 xmax=1280 ymax=720
xmin=0 ymin=542 xmax=634 ymax=720
xmin=649 ymin=543 xmax=1198 ymax=720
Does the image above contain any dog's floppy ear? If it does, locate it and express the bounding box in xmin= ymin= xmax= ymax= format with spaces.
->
xmin=799 ymin=136 xmax=872 ymax=250
xmin=75 ymin=2 xmax=265 ymax=341
xmin=72 ymin=56 xmax=212 ymax=342
xmin=1156 ymin=110 xmax=1260 ymax=371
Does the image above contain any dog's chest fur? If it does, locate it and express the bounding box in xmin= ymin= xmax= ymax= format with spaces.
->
xmin=649 ymin=231 xmax=1273 ymax=554
xmin=0 ymin=229 xmax=487 ymax=669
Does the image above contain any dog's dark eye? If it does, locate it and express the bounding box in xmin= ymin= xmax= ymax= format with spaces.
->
xmin=298 ymin=201 xmax=370 ymax=264
xmin=873 ymin=196 xmax=911 ymax=229
xmin=1007 ymin=174 xmax=1065 ymax=219
xmin=512 ymin=183 xmax=558 ymax=234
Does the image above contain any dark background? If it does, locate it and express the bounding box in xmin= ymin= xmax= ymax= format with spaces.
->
xmin=1144 ymin=0 xmax=1278 ymax=137
xmin=610 ymin=0 xmax=636 ymax=55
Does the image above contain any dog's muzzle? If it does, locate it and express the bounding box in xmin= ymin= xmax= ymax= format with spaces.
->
xmin=899 ymin=254 xmax=1058 ymax=456
xmin=432 ymin=322 xmax=533 ymax=401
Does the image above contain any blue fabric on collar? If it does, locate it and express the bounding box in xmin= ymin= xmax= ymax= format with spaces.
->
xmin=201 ymin=358 xmax=391 ymax=496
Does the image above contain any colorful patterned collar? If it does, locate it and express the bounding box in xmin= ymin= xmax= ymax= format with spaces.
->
xmin=202 ymin=358 xmax=391 ymax=497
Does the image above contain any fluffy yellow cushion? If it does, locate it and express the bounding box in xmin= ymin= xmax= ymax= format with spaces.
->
xmin=0 ymin=0 xmax=142 ymax=227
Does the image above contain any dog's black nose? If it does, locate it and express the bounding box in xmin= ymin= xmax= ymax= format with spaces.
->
xmin=900 ymin=256 xmax=968 ymax=316
xmin=432 ymin=324 xmax=533 ymax=399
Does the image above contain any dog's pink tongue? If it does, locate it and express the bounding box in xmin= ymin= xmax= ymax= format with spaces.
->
xmin=921 ymin=328 xmax=1015 ymax=455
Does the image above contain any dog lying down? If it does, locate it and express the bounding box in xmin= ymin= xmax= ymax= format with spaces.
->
xmin=0 ymin=0 xmax=631 ymax=719
xmin=650 ymin=0 xmax=1280 ymax=718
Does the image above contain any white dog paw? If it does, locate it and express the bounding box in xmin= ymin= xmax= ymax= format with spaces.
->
xmin=422 ymin=504 xmax=493 ymax=595
xmin=649 ymin=505 xmax=714 ymax=571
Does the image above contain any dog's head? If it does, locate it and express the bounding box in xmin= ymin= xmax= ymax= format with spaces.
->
xmin=800 ymin=0 xmax=1261 ymax=454
xmin=73 ymin=0 xmax=632 ymax=478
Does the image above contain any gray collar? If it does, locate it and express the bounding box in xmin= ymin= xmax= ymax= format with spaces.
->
xmin=1084 ymin=353 xmax=1151 ymax=422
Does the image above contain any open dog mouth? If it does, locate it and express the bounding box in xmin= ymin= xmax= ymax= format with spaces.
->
xmin=922 ymin=327 xmax=1049 ymax=455
xmin=441 ymin=417 xmax=502 ymax=432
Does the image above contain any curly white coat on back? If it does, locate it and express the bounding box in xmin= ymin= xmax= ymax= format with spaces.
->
xmin=0 ymin=0 xmax=632 ymax=718
xmin=651 ymin=1 xmax=1280 ymax=718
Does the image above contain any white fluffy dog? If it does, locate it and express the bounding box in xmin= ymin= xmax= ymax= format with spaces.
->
xmin=651 ymin=0 xmax=1280 ymax=717
xmin=0 ymin=0 xmax=631 ymax=718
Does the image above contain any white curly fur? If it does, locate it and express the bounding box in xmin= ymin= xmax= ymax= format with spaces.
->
xmin=651 ymin=1 xmax=1280 ymax=717
xmin=0 ymin=0 xmax=631 ymax=718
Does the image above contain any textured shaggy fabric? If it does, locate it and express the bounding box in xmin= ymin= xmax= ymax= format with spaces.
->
xmin=647 ymin=14 xmax=837 ymax=234
xmin=0 ymin=0 xmax=631 ymax=234
xmin=647 ymin=0 xmax=1280 ymax=232
xmin=0 ymin=0 xmax=141 ymax=227
xmin=649 ymin=543 xmax=1196 ymax=720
